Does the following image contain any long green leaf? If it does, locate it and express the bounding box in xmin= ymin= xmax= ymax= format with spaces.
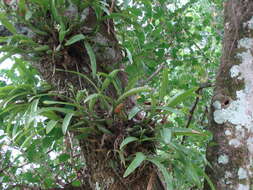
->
xmin=43 ymin=100 xmax=81 ymax=109
xmin=65 ymin=34 xmax=85 ymax=46
xmin=112 ymin=79 xmax=123 ymax=96
xmin=172 ymin=128 xmax=204 ymax=136
xmin=31 ymin=99 xmax=40 ymax=113
xmin=148 ymin=158 xmax=173 ymax=190
xmin=46 ymin=120 xmax=58 ymax=134
xmin=51 ymin=0 xmax=61 ymax=24
xmin=96 ymin=125 xmax=112 ymax=135
xmin=185 ymin=165 xmax=201 ymax=187
xmin=83 ymin=93 xmax=113 ymax=105
xmin=73 ymin=127 xmax=94 ymax=134
xmin=120 ymin=136 xmax=139 ymax=150
xmin=159 ymin=68 xmax=169 ymax=99
xmin=83 ymin=93 xmax=100 ymax=104
xmin=37 ymin=107 xmax=75 ymax=115
xmin=59 ymin=28 xmax=69 ymax=44
xmin=62 ymin=113 xmax=74 ymax=135
xmin=34 ymin=45 xmax=50 ymax=52
xmin=1 ymin=92 xmax=28 ymax=108
xmin=0 ymin=52 xmax=13 ymax=64
xmin=0 ymin=13 xmax=17 ymax=34
xmin=84 ymin=41 xmax=96 ymax=79
xmin=161 ymin=128 xmax=172 ymax=144
xmin=123 ymin=152 xmax=146 ymax=177
xmin=167 ymin=87 xmax=197 ymax=107
xmin=21 ymin=133 xmax=34 ymax=148
xmin=56 ymin=69 xmax=99 ymax=92
xmin=203 ymin=172 xmax=215 ymax=190
xmin=101 ymin=69 xmax=120 ymax=91
xmin=128 ymin=106 xmax=141 ymax=120
xmin=125 ymin=48 xmax=133 ymax=63
xmin=117 ymin=86 xmax=151 ymax=104
xmin=0 ymin=85 xmax=16 ymax=94
xmin=40 ymin=110 xmax=61 ymax=121
xmin=30 ymin=0 xmax=50 ymax=8
xmin=25 ymin=98 xmax=40 ymax=129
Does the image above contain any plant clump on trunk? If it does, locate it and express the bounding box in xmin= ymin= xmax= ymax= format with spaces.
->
xmin=0 ymin=1 xmax=165 ymax=189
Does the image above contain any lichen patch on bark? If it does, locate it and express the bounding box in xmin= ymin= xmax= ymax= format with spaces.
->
xmin=212 ymin=34 xmax=253 ymax=189
xmin=238 ymin=167 xmax=248 ymax=179
xmin=213 ymin=90 xmax=252 ymax=126
xmin=230 ymin=65 xmax=241 ymax=78
xmin=218 ymin=154 xmax=229 ymax=164
xmin=244 ymin=16 xmax=253 ymax=30
xmin=238 ymin=184 xmax=250 ymax=190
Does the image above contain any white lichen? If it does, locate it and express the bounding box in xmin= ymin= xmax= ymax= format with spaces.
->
xmin=95 ymin=182 xmax=101 ymax=190
xmin=235 ymin=125 xmax=245 ymax=138
xmin=246 ymin=137 xmax=253 ymax=154
xmin=213 ymin=91 xmax=252 ymax=126
xmin=238 ymin=184 xmax=250 ymax=190
xmin=238 ymin=168 xmax=248 ymax=179
xmin=244 ymin=16 xmax=253 ymax=30
xmin=225 ymin=180 xmax=232 ymax=185
xmin=238 ymin=38 xmax=253 ymax=49
xmin=225 ymin=171 xmax=232 ymax=178
xmin=218 ymin=154 xmax=229 ymax=164
xmin=236 ymin=125 xmax=242 ymax=130
xmin=225 ymin=22 xmax=230 ymax=29
xmin=213 ymin=100 xmax=221 ymax=110
xmin=229 ymin=139 xmax=241 ymax=148
xmin=225 ymin=129 xmax=232 ymax=136
xmin=230 ymin=65 xmax=241 ymax=78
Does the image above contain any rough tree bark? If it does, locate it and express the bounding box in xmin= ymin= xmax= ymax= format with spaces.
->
xmin=204 ymin=0 xmax=253 ymax=189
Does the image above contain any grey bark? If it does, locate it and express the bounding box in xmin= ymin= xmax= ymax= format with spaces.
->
xmin=204 ymin=0 xmax=253 ymax=189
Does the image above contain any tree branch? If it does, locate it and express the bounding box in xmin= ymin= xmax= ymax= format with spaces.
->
xmin=181 ymin=82 xmax=213 ymax=144
xmin=140 ymin=62 xmax=166 ymax=86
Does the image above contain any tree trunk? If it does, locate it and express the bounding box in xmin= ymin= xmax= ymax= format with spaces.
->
xmin=205 ymin=0 xmax=253 ymax=189
xmin=28 ymin=5 xmax=164 ymax=190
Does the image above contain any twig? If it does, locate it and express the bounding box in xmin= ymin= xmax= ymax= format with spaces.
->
xmin=181 ymin=82 xmax=213 ymax=144
xmin=110 ymin=0 xmax=116 ymax=13
xmin=192 ymin=40 xmax=213 ymax=64
xmin=140 ymin=62 xmax=166 ymax=86
xmin=200 ymin=106 xmax=208 ymax=126
xmin=75 ymin=62 xmax=83 ymax=90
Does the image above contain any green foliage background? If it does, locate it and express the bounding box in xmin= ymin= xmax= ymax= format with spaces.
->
xmin=0 ymin=0 xmax=223 ymax=189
